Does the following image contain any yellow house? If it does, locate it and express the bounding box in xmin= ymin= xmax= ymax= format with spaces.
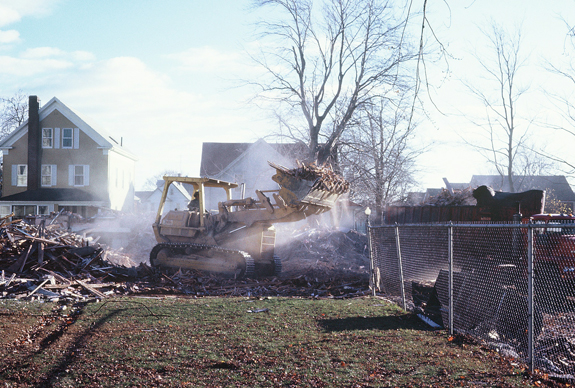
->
xmin=0 ymin=96 xmax=137 ymax=218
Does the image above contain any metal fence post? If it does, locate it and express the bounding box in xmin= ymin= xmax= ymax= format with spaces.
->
xmin=448 ymin=222 xmax=454 ymax=336
xmin=527 ymin=222 xmax=534 ymax=373
xmin=394 ymin=224 xmax=406 ymax=310
xmin=366 ymin=210 xmax=376 ymax=297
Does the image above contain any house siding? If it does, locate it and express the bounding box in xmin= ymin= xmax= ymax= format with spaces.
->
xmin=108 ymin=148 xmax=136 ymax=211
xmin=3 ymin=132 xmax=29 ymax=197
xmin=0 ymin=97 xmax=138 ymax=215
xmin=3 ymin=109 xmax=110 ymax=202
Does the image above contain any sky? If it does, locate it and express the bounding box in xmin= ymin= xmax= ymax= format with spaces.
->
xmin=0 ymin=0 xmax=574 ymax=191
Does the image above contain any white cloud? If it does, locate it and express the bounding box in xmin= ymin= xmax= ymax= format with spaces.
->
xmin=43 ymin=56 xmax=267 ymax=188
xmin=0 ymin=29 xmax=19 ymax=43
xmin=0 ymin=55 xmax=73 ymax=76
xmin=168 ymin=46 xmax=244 ymax=73
xmin=71 ymin=51 xmax=96 ymax=62
xmin=0 ymin=4 xmax=21 ymax=27
xmin=0 ymin=47 xmax=95 ymax=82
xmin=0 ymin=0 xmax=60 ymax=27
xmin=21 ymin=46 xmax=66 ymax=59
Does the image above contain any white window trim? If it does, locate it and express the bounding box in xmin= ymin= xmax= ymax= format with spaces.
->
xmin=68 ymin=165 xmax=90 ymax=187
xmin=42 ymin=128 xmax=53 ymax=149
xmin=62 ymin=128 xmax=73 ymax=149
xmin=12 ymin=164 xmax=27 ymax=187
xmin=41 ymin=164 xmax=57 ymax=187
xmin=0 ymin=205 xmax=10 ymax=218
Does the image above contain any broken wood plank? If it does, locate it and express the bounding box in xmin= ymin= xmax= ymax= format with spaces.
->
xmin=76 ymin=279 xmax=107 ymax=298
xmin=7 ymin=245 xmax=33 ymax=273
xmin=27 ymin=279 xmax=50 ymax=298
xmin=5 ymin=273 xmax=17 ymax=287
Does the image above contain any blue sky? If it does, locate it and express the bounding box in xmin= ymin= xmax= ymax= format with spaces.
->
xmin=0 ymin=0 xmax=574 ymax=191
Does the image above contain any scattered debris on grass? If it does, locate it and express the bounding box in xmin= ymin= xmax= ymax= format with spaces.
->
xmin=0 ymin=214 xmax=136 ymax=302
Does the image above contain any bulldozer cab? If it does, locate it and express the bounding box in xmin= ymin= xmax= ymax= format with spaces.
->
xmin=154 ymin=176 xmax=238 ymax=228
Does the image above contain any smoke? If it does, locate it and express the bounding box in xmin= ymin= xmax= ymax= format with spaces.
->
xmin=73 ymin=210 xmax=157 ymax=265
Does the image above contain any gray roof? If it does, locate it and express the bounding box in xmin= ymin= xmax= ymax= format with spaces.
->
xmin=0 ymin=188 xmax=106 ymax=203
xmin=200 ymin=140 xmax=309 ymax=177
xmin=470 ymin=175 xmax=575 ymax=201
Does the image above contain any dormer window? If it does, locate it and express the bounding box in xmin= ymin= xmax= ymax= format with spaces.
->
xmin=62 ymin=128 xmax=73 ymax=148
xmin=42 ymin=128 xmax=53 ymax=148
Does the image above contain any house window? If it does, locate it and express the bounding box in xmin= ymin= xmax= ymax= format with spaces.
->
xmin=69 ymin=165 xmax=89 ymax=187
xmin=38 ymin=205 xmax=49 ymax=215
xmin=0 ymin=205 xmax=10 ymax=217
xmin=42 ymin=128 xmax=53 ymax=148
xmin=41 ymin=165 xmax=57 ymax=187
xmin=75 ymin=165 xmax=85 ymax=185
xmin=62 ymin=128 xmax=73 ymax=148
xmin=16 ymin=165 xmax=27 ymax=186
xmin=13 ymin=205 xmax=37 ymax=219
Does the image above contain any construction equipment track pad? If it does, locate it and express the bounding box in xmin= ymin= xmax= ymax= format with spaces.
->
xmin=150 ymin=243 xmax=255 ymax=279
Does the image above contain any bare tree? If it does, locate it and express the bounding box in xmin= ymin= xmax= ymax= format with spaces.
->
xmin=142 ymin=170 xmax=181 ymax=191
xmin=340 ymin=94 xmax=425 ymax=223
xmin=251 ymin=0 xmax=416 ymax=164
xmin=0 ymin=91 xmax=27 ymax=139
xmin=541 ymin=18 xmax=575 ymax=174
xmin=462 ymin=22 xmax=532 ymax=192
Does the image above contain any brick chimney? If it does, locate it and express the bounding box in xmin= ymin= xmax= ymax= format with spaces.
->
xmin=27 ymin=95 xmax=41 ymax=190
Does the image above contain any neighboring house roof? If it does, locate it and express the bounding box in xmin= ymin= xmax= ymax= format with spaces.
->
xmin=470 ymin=175 xmax=575 ymax=201
xmin=0 ymin=97 xmax=137 ymax=161
xmin=135 ymin=190 xmax=155 ymax=202
xmin=142 ymin=181 xmax=191 ymax=202
xmin=200 ymin=139 xmax=308 ymax=177
xmin=0 ymin=188 xmax=106 ymax=203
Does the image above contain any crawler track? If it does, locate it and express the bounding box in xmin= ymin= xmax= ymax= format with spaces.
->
xmin=150 ymin=242 xmax=255 ymax=279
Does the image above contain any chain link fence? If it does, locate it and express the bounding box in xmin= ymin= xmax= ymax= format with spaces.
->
xmin=368 ymin=223 xmax=575 ymax=378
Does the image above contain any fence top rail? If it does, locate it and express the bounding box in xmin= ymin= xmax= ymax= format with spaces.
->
xmin=369 ymin=222 xmax=557 ymax=229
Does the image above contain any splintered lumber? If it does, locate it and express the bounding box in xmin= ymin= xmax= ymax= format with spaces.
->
xmin=0 ymin=214 xmax=137 ymax=301
xmin=5 ymin=273 xmax=16 ymax=288
xmin=7 ymin=245 xmax=33 ymax=273
xmin=76 ymin=279 xmax=107 ymax=298
xmin=27 ymin=279 xmax=50 ymax=298
xmin=269 ymin=161 xmax=350 ymax=194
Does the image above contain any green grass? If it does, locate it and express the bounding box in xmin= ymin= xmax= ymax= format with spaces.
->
xmin=0 ymin=296 xmax=540 ymax=387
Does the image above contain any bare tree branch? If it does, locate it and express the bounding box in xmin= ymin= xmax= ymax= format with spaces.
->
xmin=250 ymin=0 xmax=416 ymax=165
xmin=462 ymin=21 xmax=532 ymax=192
xmin=0 ymin=91 xmax=27 ymax=139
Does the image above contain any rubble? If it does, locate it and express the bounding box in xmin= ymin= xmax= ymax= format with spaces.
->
xmin=0 ymin=214 xmax=136 ymax=302
xmin=275 ymin=226 xmax=370 ymax=280
xmin=421 ymin=187 xmax=476 ymax=206
xmin=126 ymin=225 xmax=371 ymax=298
xmin=129 ymin=266 xmax=369 ymax=299
xmin=0 ymin=211 xmax=371 ymax=301
xmin=269 ymin=161 xmax=350 ymax=194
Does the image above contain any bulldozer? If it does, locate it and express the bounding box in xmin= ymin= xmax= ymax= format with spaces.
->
xmin=150 ymin=162 xmax=349 ymax=278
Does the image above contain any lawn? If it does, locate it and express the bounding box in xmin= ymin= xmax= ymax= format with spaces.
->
xmin=0 ymin=296 xmax=553 ymax=387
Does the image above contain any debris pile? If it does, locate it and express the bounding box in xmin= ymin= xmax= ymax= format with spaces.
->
xmin=0 ymin=215 xmax=136 ymax=301
xmin=269 ymin=161 xmax=350 ymax=194
xmin=275 ymin=227 xmax=369 ymax=280
xmin=1 ymin=211 xmax=371 ymax=300
xmin=131 ymin=264 xmax=369 ymax=298
xmin=422 ymin=187 xmax=476 ymax=206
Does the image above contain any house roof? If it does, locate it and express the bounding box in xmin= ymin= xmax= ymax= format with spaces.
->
xmin=200 ymin=140 xmax=309 ymax=177
xmin=135 ymin=190 xmax=155 ymax=201
xmin=0 ymin=188 xmax=106 ymax=203
xmin=470 ymin=175 xmax=575 ymax=201
xmin=0 ymin=97 xmax=137 ymax=161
